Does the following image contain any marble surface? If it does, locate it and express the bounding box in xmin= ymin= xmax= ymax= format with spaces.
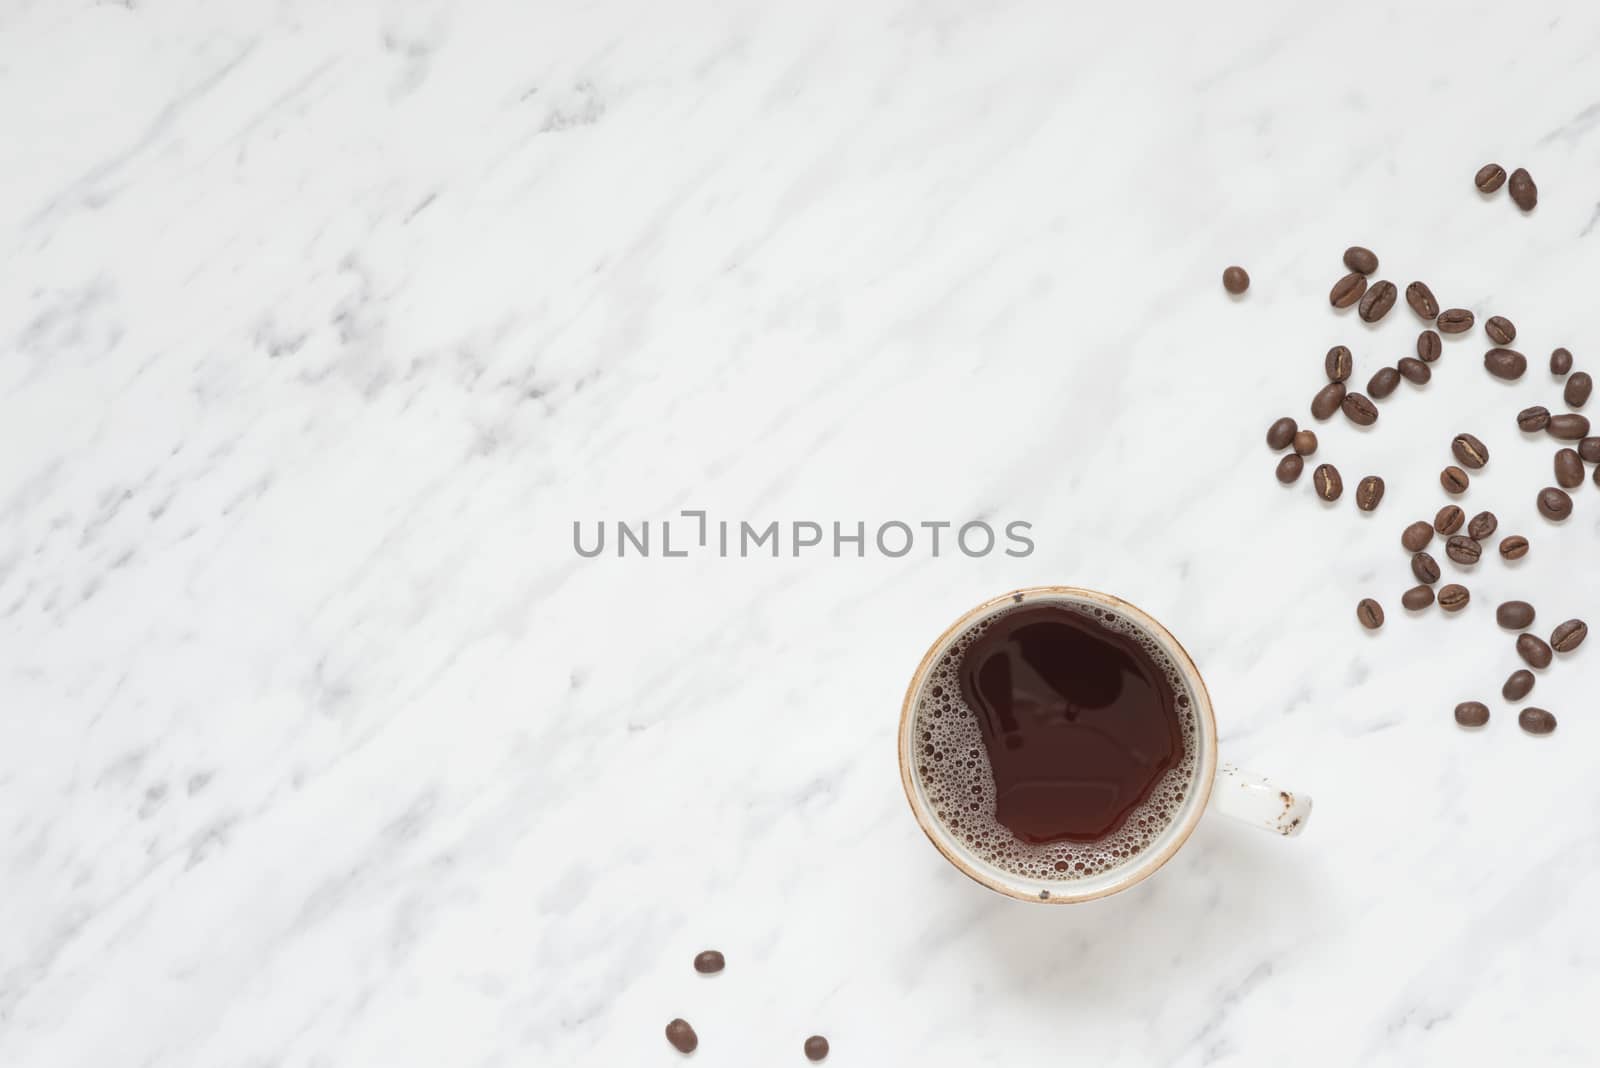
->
xmin=4 ymin=1 xmax=1600 ymax=1064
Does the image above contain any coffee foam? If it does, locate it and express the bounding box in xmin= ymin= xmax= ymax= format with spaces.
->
xmin=912 ymin=600 xmax=1200 ymax=882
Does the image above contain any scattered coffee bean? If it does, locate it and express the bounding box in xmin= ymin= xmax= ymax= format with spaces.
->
xmin=1402 ymin=520 xmax=1434 ymax=551
xmin=1356 ymin=598 xmax=1384 ymax=629
xmin=1503 ymin=670 xmax=1535 ymax=701
xmin=1398 ymin=357 xmax=1431 ymax=384
xmin=1439 ymin=584 xmax=1470 ymax=612
xmin=1497 ymin=601 xmax=1537 ymax=629
xmin=1404 ymin=281 xmax=1439 ymax=322
xmin=1343 ymin=246 xmax=1378 ymax=274
xmin=1537 ymin=486 xmax=1573 ymax=520
xmin=1580 ymin=437 xmax=1600 ymax=463
xmin=1359 ymin=280 xmax=1398 ymax=322
xmin=1548 ymin=413 xmax=1591 ymax=440
xmin=1454 ymin=701 xmax=1490 ymax=727
xmin=1293 ymin=429 xmax=1318 ymax=456
xmin=1311 ymin=382 xmax=1347 ymax=421
xmin=1266 ymin=416 xmax=1297 ymax=450
xmin=1367 ymin=367 xmax=1401 ymax=399
xmin=1508 ymin=167 xmax=1537 ymax=212
xmin=1434 ymin=505 xmax=1465 ymax=534
xmin=1474 ymin=163 xmax=1507 ymax=193
xmin=1440 ymin=466 xmax=1469 ymax=494
xmin=1356 ymin=475 xmax=1384 ymax=511
xmin=1499 ymin=534 xmax=1529 ymax=560
xmin=1402 ymin=585 xmax=1435 ymax=610
xmin=1223 ymin=266 xmax=1249 ymax=294
xmin=1595 ymin=464 xmax=1600 ymax=488
xmin=1445 ymin=535 xmax=1482 ymax=566
xmin=693 ymin=950 xmax=725 ymax=974
xmin=1417 ymin=330 xmax=1442 ymax=362
xmin=1342 ymin=392 xmax=1379 ymax=426
xmin=1517 ymin=633 xmax=1554 ymax=669
xmin=1330 ymin=272 xmax=1367 ymax=309
xmin=1437 ymin=308 xmax=1475 ymax=334
xmin=1555 ymin=448 xmax=1585 ymax=488
xmin=1518 ymin=707 xmax=1556 ymax=735
xmin=666 ymin=1019 xmax=699 ymax=1054
xmin=1325 ymin=345 xmax=1353 ymax=383
xmin=1467 ymin=511 xmax=1497 ymax=540
xmin=1484 ymin=347 xmax=1527 ymax=380
xmin=1451 ymin=433 xmax=1490 ymax=469
xmin=1314 ymin=463 xmax=1344 ymax=501
xmin=1484 ymin=315 xmax=1517 ymax=345
xmin=1517 ymin=405 xmax=1551 ymax=432
xmin=1551 ymin=619 xmax=1587 ymax=653
xmin=1411 ymin=552 xmax=1441 ymax=584
xmin=804 ymin=1036 xmax=831 ymax=1062
xmin=1566 ymin=371 xmax=1593 ymax=408
xmin=1551 ymin=347 xmax=1574 ymax=376
xmin=1275 ymin=453 xmax=1304 ymax=483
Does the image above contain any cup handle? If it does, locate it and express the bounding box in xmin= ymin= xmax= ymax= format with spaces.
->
xmin=1211 ymin=763 xmax=1312 ymax=837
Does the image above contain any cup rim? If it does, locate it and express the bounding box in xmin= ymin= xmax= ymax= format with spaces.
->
xmin=897 ymin=586 xmax=1219 ymax=903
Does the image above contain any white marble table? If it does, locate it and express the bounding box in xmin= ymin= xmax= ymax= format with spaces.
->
xmin=4 ymin=2 xmax=1600 ymax=1064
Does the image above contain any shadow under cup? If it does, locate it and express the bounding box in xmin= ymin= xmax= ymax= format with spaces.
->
xmin=898 ymin=587 xmax=1218 ymax=904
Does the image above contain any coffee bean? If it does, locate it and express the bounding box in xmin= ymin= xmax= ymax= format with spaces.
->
xmin=1411 ymin=551 xmax=1441 ymax=584
xmin=1484 ymin=347 xmax=1527 ymax=380
xmin=1548 ymin=413 xmax=1591 ymax=440
xmin=1484 ymin=315 xmax=1517 ymax=345
xmin=1565 ymin=371 xmax=1593 ymax=408
xmin=804 ymin=1036 xmax=831 ymax=1062
xmin=1552 ymin=619 xmax=1587 ymax=653
xmin=1497 ymin=601 xmax=1536 ymax=629
xmin=1404 ymin=281 xmax=1439 ymax=322
xmin=1517 ymin=633 xmax=1554 ymax=669
xmin=1402 ymin=520 xmax=1434 ymax=551
xmin=1275 ymin=453 xmax=1304 ymax=483
xmin=1503 ymin=670 xmax=1535 ymax=701
xmin=1402 ymin=585 xmax=1435 ymax=610
xmin=1293 ymin=429 xmax=1318 ymax=456
xmin=1434 ymin=505 xmax=1464 ymax=534
xmin=1580 ymin=437 xmax=1600 ymax=463
xmin=1537 ymin=486 xmax=1573 ymax=520
xmin=1551 ymin=347 xmax=1574 ymax=375
xmin=666 ymin=1019 xmax=699 ymax=1054
xmin=1454 ymin=701 xmax=1490 ymax=727
xmin=1342 ymin=392 xmax=1378 ymax=426
xmin=1398 ymin=357 xmax=1431 ymax=384
xmin=1367 ymin=367 xmax=1401 ymax=399
xmin=1417 ymin=330 xmax=1442 ymax=362
xmin=1555 ymin=448 xmax=1585 ymax=488
xmin=1437 ymin=308 xmax=1475 ymax=334
xmin=1223 ymin=266 xmax=1249 ymax=294
xmin=1467 ymin=513 xmax=1497 ymax=542
xmin=1311 ymin=381 xmax=1347 ymax=421
xmin=1343 ymin=246 xmax=1378 ymax=274
xmin=1499 ymin=534 xmax=1529 ymax=560
xmin=1445 ymin=535 xmax=1481 ymax=566
xmin=1451 ymin=432 xmax=1490 ymax=469
xmin=1314 ymin=463 xmax=1343 ymax=500
xmin=1356 ymin=475 xmax=1384 ymax=511
xmin=1359 ymin=280 xmax=1397 ymax=322
xmin=1517 ymin=405 xmax=1551 ymax=432
xmin=1330 ymin=272 xmax=1367 ymax=308
xmin=693 ymin=950 xmax=726 ymax=973
xmin=1440 ymin=466 xmax=1469 ymax=494
xmin=1324 ymin=345 xmax=1353 ymax=383
xmin=1595 ymin=464 xmax=1600 ymax=488
xmin=1439 ymin=584 xmax=1470 ymax=612
xmin=1356 ymin=598 xmax=1384 ymax=629
xmin=1266 ymin=416 xmax=1297 ymax=450
xmin=1474 ymin=163 xmax=1507 ymax=193
xmin=1508 ymin=167 xmax=1537 ymax=212
xmin=1518 ymin=707 xmax=1556 ymax=735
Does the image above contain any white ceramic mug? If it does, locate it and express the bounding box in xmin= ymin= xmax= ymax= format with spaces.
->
xmin=898 ymin=586 xmax=1311 ymax=903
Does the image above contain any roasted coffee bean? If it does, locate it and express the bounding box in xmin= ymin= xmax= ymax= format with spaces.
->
xmin=1343 ymin=246 xmax=1378 ymax=274
xmin=1404 ymin=281 xmax=1439 ymax=321
xmin=1595 ymin=464 xmax=1600 ymax=488
xmin=1497 ymin=601 xmax=1537 ymax=629
xmin=1275 ymin=453 xmax=1304 ymax=483
xmin=1266 ymin=416 xmax=1297 ymax=450
xmin=1324 ymin=345 xmax=1353 ymax=383
xmin=1548 ymin=413 xmax=1591 ymax=440
xmin=693 ymin=950 xmax=725 ymax=974
xmin=1484 ymin=347 xmax=1528 ymax=380
xmin=1508 ymin=167 xmax=1537 ymax=212
xmin=1555 ymin=448 xmax=1585 ymax=488
xmin=1314 ymin=463 xmax=1343 ymax=500
xmin=1484 ymin=315 xmax=1517 ymax=345
xmin=1411 ymin=551 xmax=1441 ymax=584
xmin=1518 ymin=405 xmax=1551 ymax=432
xmin=1439 ymin=584 xmax=1470 ymax=612
xmin=804 ymin=1036 xmax=831 ymax=1062
xmin=1518 ymin=707 xmax=1556 ymax=735
xmin=1434 ymin=505 xmax=1465 ymax=535
xmin=1552 ymin=619 xmax=1587 ymax=652
xmin=1466 ymin=511 xmax=1497 ymax=540
xmin=1499 ymin=534 xmax=1529 ymax=560
xmin=1565 ymin=371 xmax=1593 ymax=408
xmin=1451 ymin=433 xmax=1490 ymax=469
xmin=1551 ymin=347 xmax=1574 ymax=375
xmin=1580 ymin=437 xmax=1600 ymax=463
xmin=1223 ymin=266 xmax=1249 ymax=294
xmin=1398 ymin=357 xmax=1430 ymax=384
xmin=1367 ymin=367 xmax=1401 ymax=399
xmin=1445 ymin=535 xmax=1481 ymax=565
xmin=1311 ymin=381 xmax=1347 ymax=420
xmin=1537 ymin=486 xmax=1573 ymax=520
xmin=1417 ymin=330 xmax=1442 ymax=362
xmin=1356 ymin=598 xmax=1384 ymax=629
xmin=1437 ymin=308 xmax=1475 ymax=334
xmin=1440 ymin=466 xmax=1469 ymax=494
xmin=666 ymin=1019 xmax=699 ymax=1054
xmin=1402 ymin=585 xmax=1435 ymax=610
xmin=1356 ymin=475 xmax=1384 ymax=511
xmin=1516 ymin=633 xmax=1554 ymax=669
xmin=1342 ymin=392 xmax=1379 ymax=426
xmin=1402 ymin=520 xmax=1434 ymax=551
xmin=1454 ymin=701 xmax=1490 ymax=727
xmin=1359 ymin=280 xmax=1398 ymax=322
xmin=1293 ymin=429 xmax=1318 ymax=455
xmin=1474 ymin=163 xmax=1507 ymax=193
xmin=1503 ymin=670 xmax=1535 ymax=701
xmin=1330 ymin=272 xmax=1367 ymax=308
